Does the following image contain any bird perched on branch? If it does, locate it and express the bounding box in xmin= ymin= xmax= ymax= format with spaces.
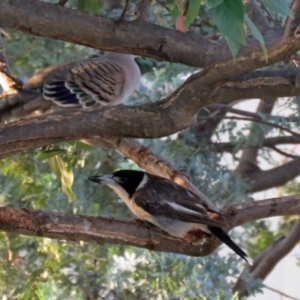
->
xmin=43 ymin=51 xmax=141 ymax=108
xmin=89 ymin=169 xmax=253 ymax=265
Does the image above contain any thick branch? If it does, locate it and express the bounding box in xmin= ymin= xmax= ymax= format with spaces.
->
xmin=235 ymin=100 xmax=275 ymax=175
xmin=1 ymin=60 xmax=300 ymax=159
xmin=0 ymin=0 xmax=298 ymax=68
xmin=0 ymin=207 xmax=220 ymax=256
xmin=211 ymin=69 xmax=300 ymax=102
xmin=243 ymin=157 xmax=300 ymax=192
xmin=0 ymin=0 xmax=231 ymax=68
xmin=0 ymin=0 xmax=300 ymax=163
xmin=1 ymin=193 xmax=300 ymax=258
xmin=263 ymin=135 xmax=300 ymax=146
xmin=181 ymin=103 xmax=229 ymax=144
xmin=253 ymin=218 xmax=300 ymax=278
xmin=3 ymin=66 xmax=300 ymax=124
xmin=284 ymin=0 xmax=300 ymax=39
xmin=228 ymin=194 xmax=300 ymax=227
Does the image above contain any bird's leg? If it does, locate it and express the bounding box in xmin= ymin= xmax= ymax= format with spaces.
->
xmin=183 ymin=228 xmax=209 ymax=245
xmin=132 ymin=219 xmax=156 ymax=250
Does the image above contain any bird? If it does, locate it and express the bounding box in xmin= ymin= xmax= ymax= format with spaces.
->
xmin=88 ymin=169 xmax=253 ymax=265
xmin=43 ymin=51 xmax=141 ymax=109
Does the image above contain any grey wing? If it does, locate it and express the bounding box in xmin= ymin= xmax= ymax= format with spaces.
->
xmin=133 ymin=188 xmax=225 ymax=228
xmin=43 ymin=63 xmax=81 ymax=107
xmin=67 ymin=59 xmax=125 ymax=107
xmin=43 ymin=59 xmax=125 ymax=108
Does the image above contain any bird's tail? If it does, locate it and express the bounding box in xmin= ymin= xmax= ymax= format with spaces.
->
xmin=208 ymin=226 xmax=253 ymax=266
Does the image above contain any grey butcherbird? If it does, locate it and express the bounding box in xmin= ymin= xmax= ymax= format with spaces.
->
xmin=88 ymin=169 xmax=253 ymax=265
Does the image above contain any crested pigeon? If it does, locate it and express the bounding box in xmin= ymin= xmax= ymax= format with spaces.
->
xmin=43 ymin=52 xmax=141 ymax=108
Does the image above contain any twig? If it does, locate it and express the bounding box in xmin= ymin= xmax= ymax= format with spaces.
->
xmin=263 ymin=283 xmax=300 ymax=300
xmin=155 ymin=0 xmax=170 ymax=12
xmin=201 ymin=106 xmax=300 ymax=138
xmin=211 ymin=114 xmax=300 ymax=137
xmin=269 ymin=145 xmax=298 ymax=159
xmin=230 ymin=274 xmax=300 ymax=300
xmin=118 ymin=0 xmax=130 ymax=21
xmin=245 ymin=0 xmax=272 ymax=33
xmin=135 ymin=0 xmax=151 ymax=21
xmin=211 ymin=135 xmax=300 ymax=153
xmin=258 ymin=0 xmax=279 ymax=29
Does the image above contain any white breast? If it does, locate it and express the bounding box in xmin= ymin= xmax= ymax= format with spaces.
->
xmin=109 ymin=184 xmax=154 ymax=222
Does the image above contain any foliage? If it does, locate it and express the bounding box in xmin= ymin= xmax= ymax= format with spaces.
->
xmin=0 ymin=0 xmax=299 ymax=299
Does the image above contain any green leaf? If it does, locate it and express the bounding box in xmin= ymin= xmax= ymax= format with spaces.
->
xmin=209 ymin=0 xmax=245 ymax=55
xmin=167 ymin=0 xmax=181 ymax=18
xmin=76 ymin=141 xmax=94 ymax=151
xmin=76 ymin=0 xmax=102 ymax=14
xmin=47 ymin=155 xmax=76 ymax=202
xmin=203 ymin=0 xmax=223 ymax=9
xmin=185 ymin=0 xmax=202 ymax=26
xmin=35 ymin=149 xmax=67 ymax=161
xmin=67 ymin=154 xmax=79 ymax=170
xmin=245 ymin=14 xmax=268 ymax=61
xmin=225 ymin=36 xmax=241 ymax=57
xmin=259 ymin=0 xmax=293 ymax=18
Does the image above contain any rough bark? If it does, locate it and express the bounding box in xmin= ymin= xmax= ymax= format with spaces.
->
xmin=0 ymin=193 xmax=299 ymax=258
xmin=0 ymin=0 xmax=299 ymax=68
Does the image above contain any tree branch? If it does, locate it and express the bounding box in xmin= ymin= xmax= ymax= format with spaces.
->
xmin=228 ymin=194 xmax=300 ymax=227
xmin=0 ymin=0 xmax=229 ymax=67
xmin=198 ymin=114 xmax=300 ymax=139
xmin=135 ymin=0 xmax=151 ymax=22
xmin=0 ymin=207 xmax=223 ymax=257
xmin=1 ymin=50 xmax=300 ymax=158
xmin=243 ymin=156 xmax=300 ymax=192
xmin=211 ymin=135 xmax=300 ymax=153
xmin=233 ymin=218 xmax=300 ymax=298
xmin=262 ymin=284 xmax=300 ymax=300
xmin=235 ymin=100 xmax=275 ymax=174
xmin=0 ymin=0 xmax=299 ymax=69
xmin=284 ymin=0 xmax=300 ymax=39
xmin=2 ymin=65 xmax=300 ymax=124
xmin=268 ymin=145 xmax=298 ymax=159
xmin=0 ymin=193 xmax=300 ymax=258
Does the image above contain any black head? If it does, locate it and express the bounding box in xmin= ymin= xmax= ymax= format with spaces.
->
xmin=112 ymin=170 xmax=146 ymax=197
